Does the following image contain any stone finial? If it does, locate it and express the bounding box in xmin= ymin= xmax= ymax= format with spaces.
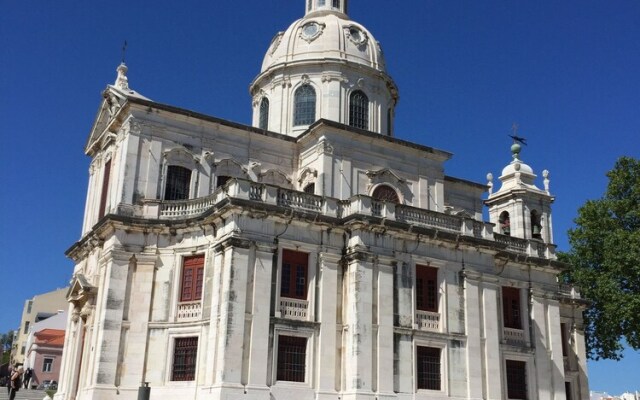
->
xmin=486 ymin=172 xmax=493 ymax=195
xmin=115 ymin=63 xmax=129 ymax=91
xmin=543 ymin=169 xmax=550 ymax=193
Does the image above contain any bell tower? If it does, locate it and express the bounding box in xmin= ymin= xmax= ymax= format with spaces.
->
xmin=485 ymin=140 xmax=555 ymax=244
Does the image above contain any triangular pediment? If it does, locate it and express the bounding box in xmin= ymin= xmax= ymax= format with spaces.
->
xmin=67 ymin=273 xmax=97 ymax=304
xmin=84 ymin=86 xmax=130 ymax=155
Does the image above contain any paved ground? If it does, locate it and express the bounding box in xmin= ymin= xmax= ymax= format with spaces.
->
xmin=0 ymin=388 xmax=52 ymax=400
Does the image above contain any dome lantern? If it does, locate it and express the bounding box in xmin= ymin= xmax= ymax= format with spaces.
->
xmin=305 ymin=0 xmax=347 ymax=16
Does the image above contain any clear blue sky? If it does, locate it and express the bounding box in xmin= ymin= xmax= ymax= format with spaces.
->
xmin=1 ymin=0 xmax=638 ymax=394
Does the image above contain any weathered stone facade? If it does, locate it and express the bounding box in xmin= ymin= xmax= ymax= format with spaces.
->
xmin=56 ymin=2 xmax=589 ymax=400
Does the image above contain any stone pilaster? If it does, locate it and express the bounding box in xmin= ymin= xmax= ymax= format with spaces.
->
xmin=463 ymin=272 xmax=484 ymax=400
xmin=212 ymin=238 xmax=252 ymax=396
xmin=246 ymin=243 xmax=275 ymax=392
xmin=546 ymin=299 xmax=567 ymax=400
xmin=316 ymin=251 xmax=341 ymax=400
xmin=376 ymin=258 xmax=395 ymax=400
xmin=119 ymin=253 xmax=157 ymax=387
xmin=342 ymin=251 xmax=375 ymax=400
xmin=482 ymin=281 xmax=502 ymax=400
xmin=531 ymin=292 xmax=552 ymax=400
xmin=91 ymin=249 xmax=132 ymax=387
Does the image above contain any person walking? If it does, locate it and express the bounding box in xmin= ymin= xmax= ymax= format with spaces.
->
xmin=9 ymin=366 xmax=23 ymax=400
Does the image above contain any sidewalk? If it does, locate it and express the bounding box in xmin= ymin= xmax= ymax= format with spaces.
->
xmin=0 ymin=388 xmax=50 ymax=400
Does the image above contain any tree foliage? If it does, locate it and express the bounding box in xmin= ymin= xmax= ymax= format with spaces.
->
xmin=563 ymin=156 xmax=640 ymax=360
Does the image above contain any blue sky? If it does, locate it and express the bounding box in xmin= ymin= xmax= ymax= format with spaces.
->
xmin=1 ymin=0 xmax=638 ymax=393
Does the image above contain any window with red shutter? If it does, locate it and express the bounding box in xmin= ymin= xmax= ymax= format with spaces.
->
xmin=416 ymin=265 xmax=438 ymax=312
xmin=502 ymin=287 xmax=522 ymax=330
xmin=280 ymin=250 xmax=308 ymax=300
xmin=180 ymin=255 xmax=205 ymax=302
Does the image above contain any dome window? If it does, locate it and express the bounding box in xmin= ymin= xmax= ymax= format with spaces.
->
xmin=347 ymin=26 xmax=367 ymax=45
xmin=294 ymin=84 xmax=316 ymax=126
xmin=259 ymin=98 xmax=269 ymax=130
xmin=349 ymin=90 xmax=369 ymax=130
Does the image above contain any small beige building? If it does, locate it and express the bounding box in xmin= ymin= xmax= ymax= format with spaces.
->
xmin=56 ymin=1 xmax=589 ymax=400
xmin=12 ymin=287 xmax=68 ymax=366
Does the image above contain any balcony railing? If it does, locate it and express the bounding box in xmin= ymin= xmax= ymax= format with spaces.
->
xmin=279 ymin=298 xmax=309 ymax=320
xmin=130 ymin=178 xmax=555 ymax=259
xmin=503 ymin=327 xmax=526 ymax=346
xmin=415 ymin=310 xmax=440 ymax=332
xmin=177 ymin=301 xmax=202 ymax=322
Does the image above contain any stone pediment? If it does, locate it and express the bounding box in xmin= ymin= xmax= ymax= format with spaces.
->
xmin=260 ymin=169 xmax=292 ymax=188
xmin=67 ymin=273 xmax=97 ymax=305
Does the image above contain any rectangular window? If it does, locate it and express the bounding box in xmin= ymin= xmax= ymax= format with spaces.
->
xmin=277 ymin=335 xmax=307 ymax=382
xmin=98 ymin=159 xmax=111 ymax=219
xmin=164 ymin=165 xmax=192 ymax=200
xmin=43 ymin=357 xmax=54 ymax=373
xmin=506 ymin=360 xmax=527 ymax=399
xmin=24 ymin=321 xmax=30 ymax=334
xmin=27 ymin=300 xmax=33 ymax=314
xmin=280 ymin=250 xmax=308 ymax=300
xmin=565 ymin=382 xmax=572 ymax=400
xmin=171 ymin=337 xmax=198 ymax=381
xmin=416 ymin=265 xmax=438 ymax=312
xmin=180 ymin=255 xmax=205 ymax=302
xmin=560 ymin=323 xmax=568 ymax=356
xmin=416 ymin=346 xmax=441 ymax=390
xmin=502 ymin=287 xmax=522 ymax=329
xmin=21 ymin=345 xmax=25 ymax=355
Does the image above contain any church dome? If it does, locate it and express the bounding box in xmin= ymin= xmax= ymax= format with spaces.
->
xmin=260 ymin=11 xmax=387 ymax=75
xmin=250 ymin=0 xmax=398 ymax=137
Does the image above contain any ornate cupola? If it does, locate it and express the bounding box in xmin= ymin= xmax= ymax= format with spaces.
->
xmin=485 ymin=139 xmax=556 ymax=244
xmin=250 ymin=0 xmax=398 ymax=137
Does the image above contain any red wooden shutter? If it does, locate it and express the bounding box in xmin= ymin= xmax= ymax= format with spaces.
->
xmin=281 ymin=250 xmax=309 ymax=300
xmin=180 ymin=255 xmax=205 ymax=302
xmin=502 ymin=287 xmax=522 ymax=329
xmin=416 ymin=265 xmax=438 ymax=312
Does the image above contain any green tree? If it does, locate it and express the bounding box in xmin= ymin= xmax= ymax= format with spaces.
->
xmin=1 ymin=330 xmax=15 ymax=363
xmin=562 ymin=156 xmax=640 ymax=360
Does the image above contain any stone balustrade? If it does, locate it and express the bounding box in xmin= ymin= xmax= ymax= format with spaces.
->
xmin=177 ymin=301 xmax=202 ymax=322
xmin=415 ymin=310 xmax=440 ymax=332
xmin=279 ymin=298 xmax=309 ymax=320
xmin=503 ymin=327 xmax=526 ymax=346
xmin=132 ymin=178 xmax=554 ymax=259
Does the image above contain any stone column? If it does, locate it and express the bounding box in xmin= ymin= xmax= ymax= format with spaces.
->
xmin=342 ymin=251 xmax=375 ymax=400
xmin=119 ymin=253 xmax=157 ymax=387
xmin=212 ymin=238 xmax=251 ymax=397
xmin=246 ymin=243 xmax=275 ymax=394
xmin=316 ymin=251 xmax=341 ymax=400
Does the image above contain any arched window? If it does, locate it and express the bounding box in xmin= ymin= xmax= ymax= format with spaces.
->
xmin=294 ymin=84 xmax=316 ymax=126
xmin=165 ymin=165 xmax=192 ymax=200
xmin=531 ymin=210 xmax=542 ymax=239
xmin=303 ymin=183 xmax=315 ymax=194
xmin=349 ymin=90 xmax=369 ymax=130
xmin=259 ymin=97 xmax=269 ymax=130
xmin=372 ymin=185 xmax=399 ymax=203
xmin=332 ymin=0 xmax=340 ymax=7
xmin=499 ymin=211 xmax=511 ymax=236
xmin=387 ymin=108 xmax=393 ymax=136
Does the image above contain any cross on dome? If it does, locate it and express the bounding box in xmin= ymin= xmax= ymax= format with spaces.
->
xmin=305 ymin=0 xmax=348 ymax=15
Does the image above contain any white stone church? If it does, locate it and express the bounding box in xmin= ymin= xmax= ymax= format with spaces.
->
xmin=56 ymin=1 xmax=590 ymax=400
